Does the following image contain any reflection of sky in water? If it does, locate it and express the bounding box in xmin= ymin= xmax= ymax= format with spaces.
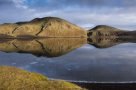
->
xmin=0 ymin=43 xmax=136 ymax=82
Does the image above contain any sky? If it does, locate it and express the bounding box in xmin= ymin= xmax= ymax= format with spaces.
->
xmin=0 ymin=0 xmax=136 ymax=30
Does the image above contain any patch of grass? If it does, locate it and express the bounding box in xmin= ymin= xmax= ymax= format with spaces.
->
xmin=0 ymin=66 xmax=86 ymax=90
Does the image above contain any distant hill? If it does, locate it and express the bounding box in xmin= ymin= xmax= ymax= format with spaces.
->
xmin=87 ymin=25 xmax=136 ymax=48
xmin=87 ymin=25 xmax=136 ymax=37
xmin=0 ymin=17 xmax=87 ymax=38
xmin=87 ymin=25 xmax=123 ymax=37
xmin=90 ymin=25 xmax=121 ymax=31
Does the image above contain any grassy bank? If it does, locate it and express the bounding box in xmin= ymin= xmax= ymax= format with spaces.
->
xmin=0 ymin=66 xmax=85 ymax=90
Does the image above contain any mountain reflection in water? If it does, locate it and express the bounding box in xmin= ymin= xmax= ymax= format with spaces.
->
xmin=0 ymin=37 xmax=136 ymax=57
xmin=0 ymin=38 xmax=87 ymax=57
xmin=0 ymin=37 xmax=136 ymax=82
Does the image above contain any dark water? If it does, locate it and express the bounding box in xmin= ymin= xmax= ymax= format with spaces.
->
xmin=0 ymin=37 xmax=136 ymax=83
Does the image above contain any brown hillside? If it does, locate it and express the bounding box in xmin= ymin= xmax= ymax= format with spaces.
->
xmin=0 ymin=17 xmax=87 ymax=38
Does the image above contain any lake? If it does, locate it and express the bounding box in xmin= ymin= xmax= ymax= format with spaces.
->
xmin=0 ymin=37 xmax=136 ymax=83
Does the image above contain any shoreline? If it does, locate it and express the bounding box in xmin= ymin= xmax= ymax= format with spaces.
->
xmin=74 ymin=82 xmax=136 ymax=90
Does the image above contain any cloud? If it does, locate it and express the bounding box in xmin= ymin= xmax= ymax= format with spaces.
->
xmin=24 ymin=0 xmax=136 ymax=9
xmin=31 ymin=7 xmax=136 ymax=29
xmin=0 ymin=0 xmax=36 ymax=23
xmin=25 ymin=0 xmax=111 ymax=8
xmin=0 ymin=0 xmax=136 ymax=30
xmin=12 ymin=0 xmax=28 ymax=9
xmin=123 ymin=0 xmax=136 ymax=7
xmin=0 ymin=0 xmax=13 ymax=5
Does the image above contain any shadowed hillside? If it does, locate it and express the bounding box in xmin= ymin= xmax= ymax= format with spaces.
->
xmin=0 ymin=17 xmax=87 ymax=38
xmin=0 ymin=38 xmax=87 ymax=57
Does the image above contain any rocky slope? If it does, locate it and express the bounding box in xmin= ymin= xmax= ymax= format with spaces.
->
xmin=0 ymin=17 xmax=87 ymax=38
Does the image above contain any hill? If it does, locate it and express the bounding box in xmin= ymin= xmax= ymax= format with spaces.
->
xmin=88 ymin=25 xmax=136 ymax=38
xmin=87 ymin=25 xmax=123 ymax=37
xmin=0 ymin=17 xmax=87 ymax=38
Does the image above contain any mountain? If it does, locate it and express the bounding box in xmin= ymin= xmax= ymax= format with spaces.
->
xmin=87 ymin=25 xmax=136 ymax=38
xmin=87 ymin=25 xmax=136 ymax=48
xmin=87 ymin=25 xmax=123 ymax=37
xmin=0 ymin=17 xmax=87 ymax=38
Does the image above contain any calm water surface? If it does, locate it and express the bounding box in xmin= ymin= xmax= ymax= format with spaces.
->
xmin=0 ymin=37 xmax=136 ymax=83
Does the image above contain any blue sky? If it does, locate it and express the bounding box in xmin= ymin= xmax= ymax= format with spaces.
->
xmin=0 ymin=0 xmax=136 ymax=29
